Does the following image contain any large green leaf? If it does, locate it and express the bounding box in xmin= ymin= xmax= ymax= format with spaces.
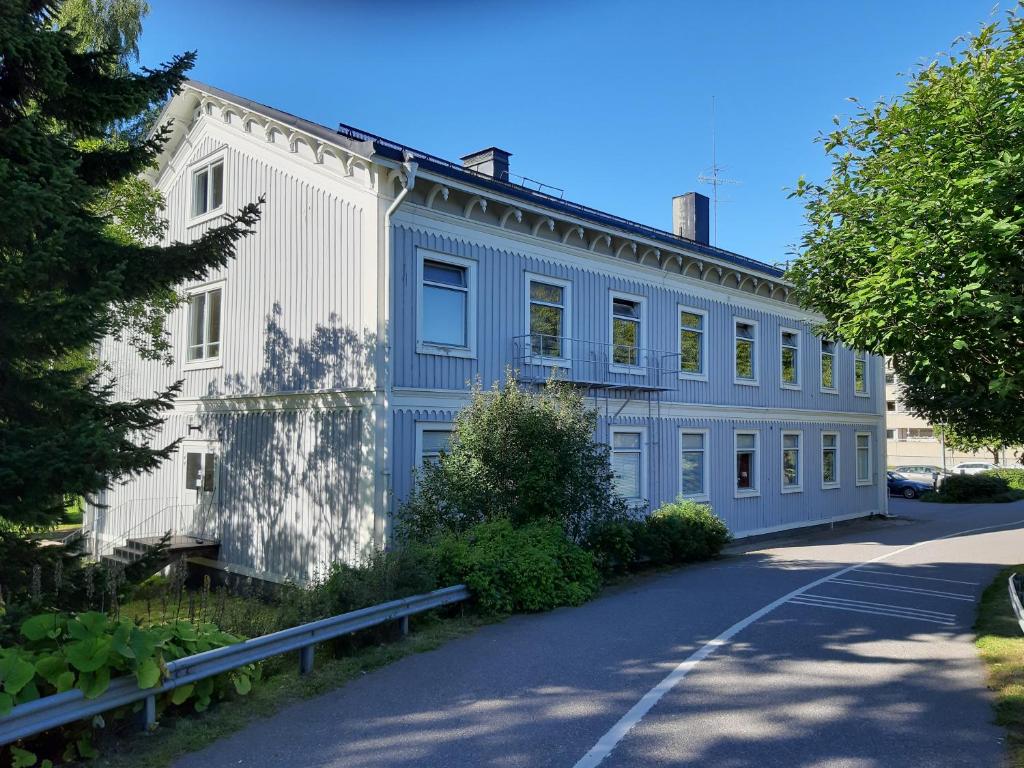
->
xmin=136 ymin=657 xmax=160 ymax=689
xmin=21 ymin=613 xmax=64 ymax=642
xmin=2 ymin=656 xmax=36 ymax=696
xmin=78 ymin=667 xmax=111 ymax=699
xmin=66 ymin=637 xmax=111 ymax=673
xmin=170 ymin=683 xmax=194 ymax=705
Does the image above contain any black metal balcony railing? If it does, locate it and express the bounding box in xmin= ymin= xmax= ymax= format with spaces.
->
xmin=510 ymin=334 xmax=681 ymax=392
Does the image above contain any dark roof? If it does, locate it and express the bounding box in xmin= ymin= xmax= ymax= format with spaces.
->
xmin=185 ymin=80 xmax=784 ymax=279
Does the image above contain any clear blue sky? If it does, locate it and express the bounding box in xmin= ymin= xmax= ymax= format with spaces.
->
xmin=139 ymin=0 xmax=1011 ymax=266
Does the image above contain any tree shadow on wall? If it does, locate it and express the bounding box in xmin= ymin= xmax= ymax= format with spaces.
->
xmin=195 ymin=304 xmax=377 ymax=582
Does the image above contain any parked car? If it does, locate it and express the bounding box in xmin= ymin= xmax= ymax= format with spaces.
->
xmin=886 ymin=471 xmax=934 ymax=499
xmin=952 ymin=461 xmax=999 ymax=475
xmin=892 ymin=465 xmax=946 ymax=482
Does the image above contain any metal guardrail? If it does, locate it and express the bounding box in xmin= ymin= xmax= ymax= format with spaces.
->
xmin=1008 ymin=573 xmax=1024 ymax=635
xmin=0 ymin=584 xmax=470 ymax=746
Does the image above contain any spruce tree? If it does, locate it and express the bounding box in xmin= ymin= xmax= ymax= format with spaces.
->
xmin=0 ymin=0 xmax=262 ymax=527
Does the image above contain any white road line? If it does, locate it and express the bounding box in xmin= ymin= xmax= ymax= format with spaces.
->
xmin=797 ymin=593 xmax=956 ymax=619
xmin=789 ymin=597 xmax=956 ymax=625
xmin=851 ymin=567 xmax=979 ymax=586
xmin=570 ymin=516 xmax=1024 ymax=768
xmin=830 ymin=578 xmax=974 ymax=601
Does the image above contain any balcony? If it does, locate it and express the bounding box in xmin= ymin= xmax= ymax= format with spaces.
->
xmin=510 ymin=334 xmax=680 ymax=392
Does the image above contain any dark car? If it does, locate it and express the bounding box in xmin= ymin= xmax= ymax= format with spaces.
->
xmin=886 ymin=471 xmax=933 ymax=499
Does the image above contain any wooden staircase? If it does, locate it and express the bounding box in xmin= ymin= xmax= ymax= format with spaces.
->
xmin=101 ymin=534 xmax=220 ymax=574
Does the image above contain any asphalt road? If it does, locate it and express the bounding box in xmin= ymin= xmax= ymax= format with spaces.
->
xmin=175 ymin=500 xmax=1024 ymax=768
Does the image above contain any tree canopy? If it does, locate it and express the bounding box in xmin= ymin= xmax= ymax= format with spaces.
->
xmin=0 ymin=0 xmax=262 ymax=527
xmin=787 ymin=8 xmax=1024 ymax=445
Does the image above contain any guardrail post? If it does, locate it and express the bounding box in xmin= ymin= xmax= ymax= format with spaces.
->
xmin=143 ymin=694 xmax=156 ymax=732
xmin=299 ymin=645 xmax=315 ymax=675
xmin=400 ymin=616 xmax=409 ymax=637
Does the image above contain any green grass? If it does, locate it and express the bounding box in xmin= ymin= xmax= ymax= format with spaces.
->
xmin=975 ymin=566 xmax=1024 ymax=766
xmin=92 ymin=613 xmax=488 ymax=768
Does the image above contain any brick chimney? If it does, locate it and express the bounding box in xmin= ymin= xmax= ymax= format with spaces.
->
xmin=672 ymin=192 xmax=710 ymax=245
xmin=461 ymin=147 xmax=511 ymax=181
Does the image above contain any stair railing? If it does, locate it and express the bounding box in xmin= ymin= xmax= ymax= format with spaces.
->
xmin=92 ymin=498 xmax=218 ymax=562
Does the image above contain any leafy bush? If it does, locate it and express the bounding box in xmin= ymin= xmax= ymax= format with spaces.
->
xmin=584 ymin=516 xmax=637 ymax=575
xmin=927 ymin=472 xmax=1023 ymax=503
xmin=398 ymin=371 xmax=629 ymax=543
xmin=4 ymin=611 xmax=253 ymax=765
xmin=433 ymin=520 xmax=600 ymax=614
xmin=639 ymin=499 xmax=731 ymax=565
xmin=987 ymin=468 xmax=1024 ymax=491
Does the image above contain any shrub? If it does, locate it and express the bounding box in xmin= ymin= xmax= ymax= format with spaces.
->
xmin=433 ymin=520 xmax=600 ymax=614
xmin=584 ymin=516 xmax=637 ymax=575
xmin=398 ymin=371 xmax=629 ymax=543
xmin=930 ymin=472 xmax=1022 ymax=503
xmin=987 ymin=468 xmax=1024 ymax=491
xmin=637 ymin=500 xmax=730 ymax=565
xmin=4 ymin=611 xmax=253 ymax=765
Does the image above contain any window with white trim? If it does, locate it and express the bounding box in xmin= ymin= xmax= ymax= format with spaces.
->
xmin=821 ymin=432 xmax=840 ymax=488
xmin=611 ymin=296 xmax=642 ymax=368
xmin=191 ymin=159 xmax=224 ymax=218
xmin=610 ymin=428 xmax=644 ymax=500
xmin=679 ymin=307 xmax=706 ymax=378
xmin=782 ymin=431 xmax=802 ymax=492
xmin=735 ymin=430 xmax=759 ymax=496
xmin=820 ymin=339 xmax=837 ymax=392
xmin=854 ymin=351 xmax=870 ymax=395
xmin=186 ymin=284 xmax=223 ymax=364
xmin=418 ymin=251 xmax=476 ymax=356
xmin=419 ymin=427 xmax=454 ymax=467
xmin=527 ymin=275 xmax=570 ymax=359
xmin=680 ymin=430 xmax=708 ymax=499
xmin=183 ymin=448 xmax=217 ymax=493
xmin=734 ymin=319 xmax=758 ymax=384
xmin=856 ymin=432 xmax=873 ymax=485
xmin=780 ymin=328 xmax=800 ymax=388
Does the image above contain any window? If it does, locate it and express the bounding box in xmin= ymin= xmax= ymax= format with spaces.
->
xmin=820 ymin=339 xmax=837 ymax=392
xmin=186 ymin=284 xmax=223 ymax=365
xmin=886 ymin=400 xmax=897 ymax=412
xmin=680 ymin=430 xmax=709 ymax=499
xmin=886 ymin=429 xmax=896 ymax=440
xmin=611 ymin=294 xmax=643 ymax=369
xmin=821 ymin=432 xmax=839 ymax=489
xmin=191 ymin=159 xmax=224 ymax=218
xmin=856 ymin=432 xmax=872 ymax=485
xmin=735 ymin=430 xmax=759 ymax=496
xmin=610 ymin=428 xmax=644 ymax=500
xmin=678 ymin=306 xmax=707 ymax=379
xmin=734 ymin=319 xmax=758 ymax=384
xmin=885 ymin=372 xmax=896 ymax=384
xmin=183 ymin=448 xmax=216 ymax=493
xmin=418 ymin=251 xmax=476 ymax=356
xmin=526 ymin=275 xmax=570 ymax=360
xmin=782 ymin=431 xmax=802 ymax=493
xmin=780 ymin=328 xmax=800 ymax=389
xmin=417 ymin=425 xmax=454 ymax=468
xmin=854 ymin=351 xmax=870 ymax=396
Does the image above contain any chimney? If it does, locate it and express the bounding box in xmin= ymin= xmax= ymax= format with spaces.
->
xmin=672 ymin=192 xmax=710 ymax=245
xmin=461 ymin=147 xmax=511 ymax=181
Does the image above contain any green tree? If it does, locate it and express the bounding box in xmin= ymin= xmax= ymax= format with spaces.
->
xmin=398 ymin=371 xmax=629 ymax=543
xmin=55 ymin=0 xmax=149 ymax=71
xmin=933 ymin=424 xmax=1017 ymax=466
xmin=0 ymin=0 xmax=262 ymax=528
xmin=787 ymin=9 xmax=1024 ymax=445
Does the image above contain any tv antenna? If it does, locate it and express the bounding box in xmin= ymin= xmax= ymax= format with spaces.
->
xmin=697 ymin=96 xmax=741 ymax=246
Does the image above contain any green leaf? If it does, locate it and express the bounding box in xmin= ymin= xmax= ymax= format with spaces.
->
xmin=170 ymin=683 xmax=194 ymax=705
xmin=66 ymin=637 xmax=110 ymax=673
xmin=56 ymin=670 xmax=75 ymax=693
xmin=4 ymin=657 xmax=37 ymax=696
xmin=0 ymin=691 xmax=14 ymax=716
xmin=77 ymin=732 xmax=98 ymax=759
xmin=952 ymin=339 xmax=967 ymax=350
xmin=10 ymin=746 xmax=36 ymax=768
xmin=232 ymin=673 xmax=252 ymax=696
xmin=78 ymin=666 xmax=111 ymax=699
xmin=21 ymin=613 xmax=63 ymax=642
xmin=136 ymin=657 xmax=161 ymax=689
xmin=34 ymin=655 xmax=67 ymax=685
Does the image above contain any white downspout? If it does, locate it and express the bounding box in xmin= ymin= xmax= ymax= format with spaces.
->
xmin=373 ymin=153 xmax=418 ymax=548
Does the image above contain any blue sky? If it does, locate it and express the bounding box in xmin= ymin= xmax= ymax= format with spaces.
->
xmin=139 ymin=0 xmax=1011 ymax=266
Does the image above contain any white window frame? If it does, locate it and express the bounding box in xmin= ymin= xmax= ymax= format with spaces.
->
xmin=733 ymin=317 xmax=759 ymax=386
xmin=821 ymin=431 xmax=841 ymax=490
xmin=819 ymin=338 xmax=839 ymax=394
xmin=189 ymin=151 xmax=227 ymax=225
xmin=679 ymin=428 xmax=710 ymax=502
xmin=781 ymin=430 xmax=803 ymax=494
xmin=183 ymin=279 xmax=225 ymax=371
xmin=678 ymin=304 xmax=708 ymax=382
xmin=854 ymin=351 xmax=871 ymax=397
xmin=779 ymin=326 xmax=801 ymax=390
xmin=609 ymin=291 xmax=647 ymax=375
xmin=524 ymin=272 xmax=572 ymax=366
xmin=414 ymin=422 xmax=455 ymax=469
xmin=416 ymin=249 xmax=477 ymax=359
xmin=180 ymin=439 xmax=220 ymax=500
xmin=855 ymin=431 xmax=873 ymax=486
xmin=610 ymin=425 xmax=647 ymax=502
xmin=734 ymin=429 xmax=761 ymax=498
